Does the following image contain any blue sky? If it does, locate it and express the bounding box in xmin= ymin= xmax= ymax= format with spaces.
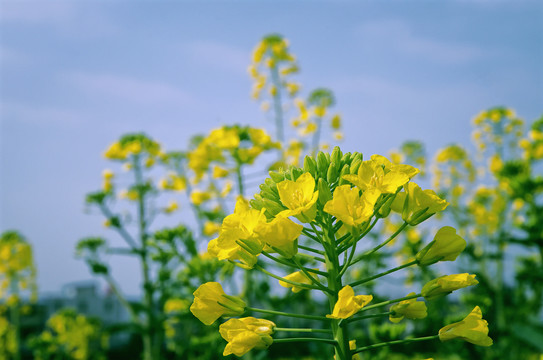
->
xmin=1 ymin=1 xmax=541 ymax=295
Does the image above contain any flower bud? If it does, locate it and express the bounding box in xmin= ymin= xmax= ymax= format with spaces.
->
xmin=268 ymin=171 xmax=285 ymax=183
xmin=422 ymin=273 xmax=478 ymax=300
xmin=338 ymin=164 xmax=350 ymax=185
xmin=317 ymin=151 xmax=330 ymax=177
xmin=317 ymin=178 xmax=333 ymax=206
xmin=303 ymin=155 xmax=317 ymax=178
xmin=327 ymin=162 xmax=339 ymax=184
xmin=331 ymin=146 xmax=342 ymax=165
xmin=220 ymin=317 xmax=275 ymax=356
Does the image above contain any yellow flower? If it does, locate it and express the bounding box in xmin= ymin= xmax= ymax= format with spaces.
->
xmin=190 ymin=282 xmax=246 ymax=325
xmin=217 ymin=181 xmax=231 ymax=198
xmin=190 ymin=190 xmax=211 ymax=206
xmin=164 ymin=200 xmax=179 ymax=214
xmin=334 ymin=340 xmax=360 ymax=360
xmin=279 ymin=270 xmax=316 ymax=293
xmin=207 ymin=127 xmax=240 ymax=150
xmin=103 ymin=142 xmax=127 ymax=160
xmin=439 ymin=306 xmax=493 ymax=346
xmin=489 ymin=154 xmax=503 ymax=174
xmin=208 ymin=198 xmax=266 ymax=268
xmin=343 ymin=158 xmax=411 ymax=195
xmin=164 ymin=298 xmax=189 ymax=313
xmin=277 ymin=172 xmax=319 ymax=222
xmin=212 ymin=166 xmax=229 ymax=179
xmin=327 ymin=285 xmax=372 ymax=319
xmin=422 ymin=273 xmax=478 ymax=300
xmin=416 ymin=226 xmax=466 ymax=266
xmin=331 ymin=114 xmax=341 ymax=129
xmin=119 ymin=189 xmax=139 ymax=201
xmin=389 ymin=293 xmax=427 ymax=323
xmin=255 ymin=217 xmax=303 ymax=258
xmin=219 ymin=317 xmax=275 ymax=356
xmin=393 ymin=182 xmax=449 ymax=225
xmin=102 ymin=169 xmax=114 ymax=180
xmin=203 ymin=221 xmax=221 ymax=236
xmin=370 ymin=154 xmax=420 ymax=178
xmin=323 ymin=185 xmax=380 ymax=227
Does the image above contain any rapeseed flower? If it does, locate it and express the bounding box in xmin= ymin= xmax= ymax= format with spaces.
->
xmin=208 ymin=198 xmax=266 ymax=268
xmin=393 ymin=182 xmax=449 ymax=225
xmin=277 ymin=172 xmax=319 ymax=222
xmin=323 ymin=185 xmax=380 ymax=227
xmin=219 ymin=317 xmax=275 ymax=356
xmin=416 ymin=226 xmax=466 ymax=266
xmin=190 ymin=282 xmax=246 ymax=325
xmin=327 ymin=286 xmax=372 ymax=319
xmin=279 ymin=270 xmax=316 ymax=293
xmin=389 ymin=293 xmax=427 ymax=323
xmin=439 ymin=306 xmax=493 ymax=346
xmin=343 ymin=158 xmax=411 ymax=195
xmin=255 ymin=216 xmax=303 ymax=258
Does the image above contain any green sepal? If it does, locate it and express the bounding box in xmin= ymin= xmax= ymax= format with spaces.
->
xmin=327 ymin=162 xmax=339 ymax=184
xmin=303 ymin=155 xmax=318 ymax=178
xmin=338 ymin=164 xmax=351 ymax=185
xmin=331 ymin=146 xmax=342 ymax=165
xmin=269 ymin=171 xmax=285 ymax=183
xmin=317 ymin=178 xmax=333 ymax=206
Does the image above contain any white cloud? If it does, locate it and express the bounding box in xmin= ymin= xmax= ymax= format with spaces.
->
xmin=68 ymin=73 xmax=193 ymax=106
xmin=185 ymin=41 xmax=250 ymax=74
xmin=356 ymin=19 xmax=485 ymax=65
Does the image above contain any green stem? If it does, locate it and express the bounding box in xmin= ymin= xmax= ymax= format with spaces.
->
xmin=10 ymin=276 xmax=20 ymax=360
xmin=352 ymin=335 xmax=439 ymax=354
xmin=133 ymin=155 xmax=156 ymax=360
xmin=351 ymin=222 xmax=409 ymax=265
xmin=274 ymin=328 xmax=332 ymax=334
xmin=99 ymin=204 xmax=139 ymax=250
xmin=337 ymin=228 xmax=359 ymax=279
xmin=322 ymin=218 xmax=351 ymax=360
xmin=359 ymin=293 xmax=421 ymax=313
xmin=273 ymin=338 xmax=337 ymax=345
xmin=297 ymin=252 xmax=326 ymax=263
xmin=292 ymin=257 xmax=333 ymax=294
xmin=247 ymin=307 xmax=331 ymax=321
xmin=298 ymin=244 xmax=325 ymax=255
xmin=261 ymin=251 xmax=326 ymax=275
xmin=301 ymin=229 xmax=322 ymax=243
xmin=253 ymin=264 xmax=321 ymax=291
xmin=344 ymin=312 xmax=392 ymax=324
xmin=270 ymin=65 xmax=285 ymax=144
xmin=235 ymin=163 xmax=244 ymax=197
xmin=311 ymin=116 xmax=323 ymax=156
xmin=349 ymin=260 xmax=417 ymax=287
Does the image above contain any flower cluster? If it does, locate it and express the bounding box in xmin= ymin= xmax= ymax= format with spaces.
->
xmin=0 ymin=231 xmax=38 ymax=305
xmin=249 ymin=34 xmax=299 ymax=102
xmin=191 ymin=147 xmax=492 ymax=359
xmin=188 ymin=125 xmax=279 ymax=183
xmin=291 ymin=88 xmax=343 ymax=146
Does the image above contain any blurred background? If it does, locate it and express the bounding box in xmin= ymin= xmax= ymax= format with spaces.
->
xmin=1 ymin=1 xmax=541 ymax=295
xmin=0 ymin=1 xmax=541 ymax=359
